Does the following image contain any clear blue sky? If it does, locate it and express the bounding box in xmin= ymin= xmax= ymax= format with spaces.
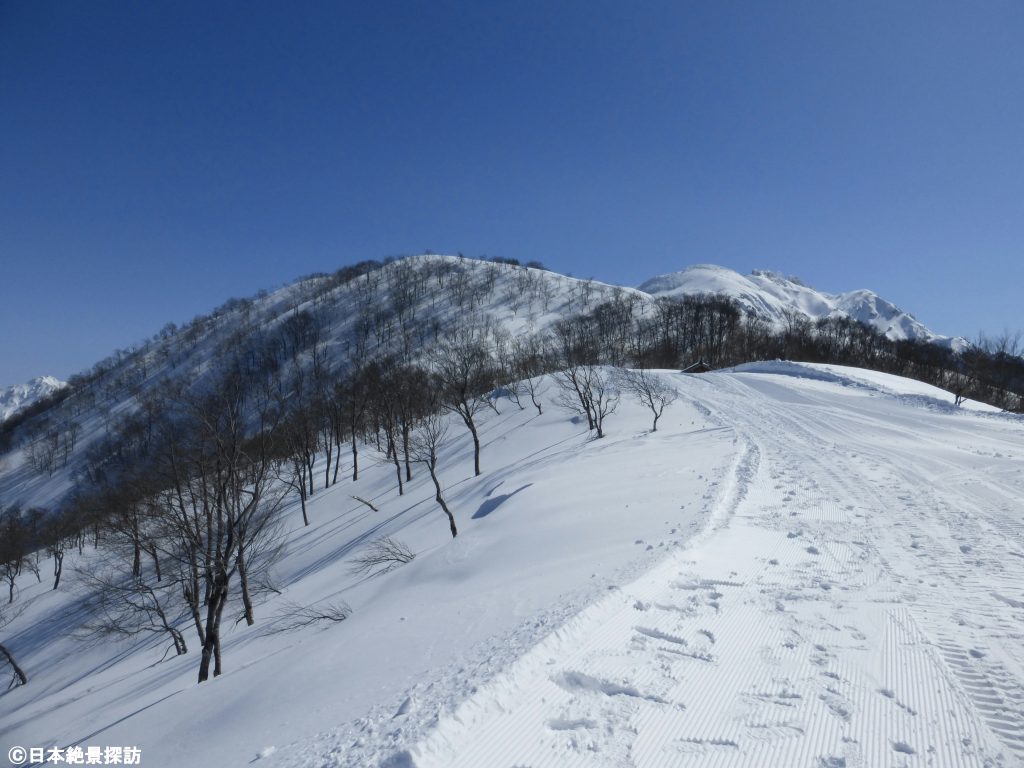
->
xmin=2 ymin=1 xmax=1022 ymax=385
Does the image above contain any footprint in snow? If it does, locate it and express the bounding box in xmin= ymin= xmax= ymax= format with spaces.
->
xmin=393 ymin=696 xmax=413 ymax=718
xmin=547 ymin=717 xmax=597 ymax=731
xmin=634 ymin=626 xmax=688 ymax=645
xmin=553 ymin=670 xmax=668 ymax=704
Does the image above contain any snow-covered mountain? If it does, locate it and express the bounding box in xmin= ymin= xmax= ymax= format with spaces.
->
xmin=0 ymin=256 xmax=976 ymax=514
xmin=1 ymin=256 xmax=1020 ymax=767
xmin=0 ymin=375 xmax=66 ymax=422
xmin=2 ymin=364 xmax=1022 ymax=766
xmin=638 ymin=264 xmax=960 ymax=347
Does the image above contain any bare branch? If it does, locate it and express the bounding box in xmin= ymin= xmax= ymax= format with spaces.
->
xmin=348 ymin=536 xmax=417 ymax=576
xmin=617 ymin=368 xmax=678 ymax=432
xmin=351 ymin=495 xmax=380 ymax=512
xmin=262 ymin=599 xmax=352 ymax=635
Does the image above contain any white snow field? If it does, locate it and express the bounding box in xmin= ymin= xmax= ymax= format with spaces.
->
xmin=3 ymin=362 xmax=1023 ymax=767
xmin=388 ymin=367 xmax=1024 ymax=768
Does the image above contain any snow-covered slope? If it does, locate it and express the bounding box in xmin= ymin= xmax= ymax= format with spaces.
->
xmin=2 ymin=365 xmax=1022 ymax=767
xmin=0 ymin=256 xmax=973 ymax=514
xmin=0 ymin=376 xmax=65 ymax=422
xmin=0 ymin=375 xmax=737 ymax=766
xmin=0 ymin=256 xmax=635 ymax=511
xmin=639 ymin=264 xmax=961 ymax=347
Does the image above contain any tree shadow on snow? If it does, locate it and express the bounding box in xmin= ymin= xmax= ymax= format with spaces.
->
xmin=472 ymin=483 xmax=532 ymax=520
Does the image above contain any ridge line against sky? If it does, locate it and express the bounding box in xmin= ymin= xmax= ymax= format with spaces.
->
xmin=2 ymin=1 xmax=1022 ymax=384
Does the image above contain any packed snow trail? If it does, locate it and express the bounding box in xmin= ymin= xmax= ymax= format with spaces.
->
xmin=402 ymin=370 xmax=1024 ymax=767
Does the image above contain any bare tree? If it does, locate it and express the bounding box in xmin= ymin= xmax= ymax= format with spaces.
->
xmin=278 ymin=401 xmax=317 ymax=526
xmin=617 ymin=368 xmax=678 ymax=432
xmin=431 ymin=331 xmax=496 ymax=476
xmin=281 ymin=368 xmax=318 ymax=512
xmin=0 ymin=603 xmax=27 ymax=688
xmin=155 ymin=370 xmax=289 ymax=683
xmin=369 ymin=363 xmax=408 ymax=496
xmin=263 ymin=600 xmax=351 ymax=635
xmin=411 ymin=412 xmax=458 ymax=537
xmin=555 ymin=365 xmax=619 ymax=439
xmin=512 ymin=334 xmax=553 ymax=416
xmin=0 ymin=508 xmax=28 ymax=604
xmin=0 ymin=510 xmax=30 ymax=593
xmin=26 ymin=431 xmax=59 ymax=476
xmin=493 ymin=327 xmax=526 ymax=410
xmin=348 ymin=536 xmax=416 ymax=576
xmin=77 ymin=559 xmax=188 ymax=657
xmin=521 ymin=373 xmax=549 ymax=416
xmin=40 ymin=514 xmax=73 ymax=591
xmin=587 ymin=368 xmax=619 ymax=439
xmin=947 ymin=362 xmax=974 ymax=407
xmin=309 ymin=341 xmax=340 ymax=490
xmin=340 ymin=363 xmax=374 ymax=482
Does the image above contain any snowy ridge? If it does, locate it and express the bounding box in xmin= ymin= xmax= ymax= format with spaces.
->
xmin=403 ymin=439 xmax=759 ymax=768
xmin=1 ymin=259 xmax=1012 ymax=767
xmin=638 ymin=264 xmax=961 ymax=348
xmin=0 ymin=374 xmax=738 ymax=767
xmin=0 ymin=257 xmax=966 ymax=512
xmin=2 ymin=364 xmax=1023 ymax=766
xmin=375 ymin=366 xmax=1023 ymax=767
xmin=0 ymin=256 xmax=633 ymax=511
xmin=0 ymin=376 xmax=66 ymax=422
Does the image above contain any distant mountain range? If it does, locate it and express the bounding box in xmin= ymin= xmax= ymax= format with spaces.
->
xmin=0 ymin=375 xmax=66 ymax=423
xmin=638 ymin=264 xmax=962 ymax=349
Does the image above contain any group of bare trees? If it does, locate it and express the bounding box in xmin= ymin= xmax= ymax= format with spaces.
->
xmin=64 ymin=370 xmax=291 ymax=681
xmin=555 ymin=364 xmax=619 ymax=438
xmin=0 ymin=602 xmax=26 ymax=688
xmin=38 ymin=303 xmax=664 ymax=682
xmin=44 ymin=323 xmax=511 ymax=683
xmin=548 ymin=291 xmax=1024 ymax=412
xmin=3 ymin=254 xmax=1021 ymax=696
xmin=0 ymin=503 xmax=81 ymax=688
xmin=0 ymin=508 xmax=28 ymax=688
xmin=24 ymin=419 xmax=81 ymax=476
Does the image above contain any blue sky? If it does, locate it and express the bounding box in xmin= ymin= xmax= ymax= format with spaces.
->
xmin=1 ymin=1 xmax=1022 ymax=385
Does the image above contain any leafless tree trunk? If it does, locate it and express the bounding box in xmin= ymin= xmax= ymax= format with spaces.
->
xmin=77 ymin=559 xmax=188 ymax=658
xmin=0 ymin=642 xmax=27 ymax=687
xmin=412 ymin=413 xmax=457 ymax=538
xmin=617 ymin=368 xmax=678 ymax=432
xmin=431 ymin=331 xmax=496 ymax=477
xmin=556 ymin=365 xmax=619 ymax=438
xmin=0 ymin=601 xmax=27 ymax=688
xmin=51 ymin=542 xmax=64 ymax=590
xmin=150 ymin=370 xmax=288 ymax=683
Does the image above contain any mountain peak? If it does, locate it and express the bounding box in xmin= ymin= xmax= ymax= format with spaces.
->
xmin=0 ymin=375 xmax=67 ymax=423
xmin=638 ymin=263 xmax=953 ymax=347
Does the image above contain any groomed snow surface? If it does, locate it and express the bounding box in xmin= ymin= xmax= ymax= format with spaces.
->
xmin=2 ymin=363 xmax=1024 ymax=767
